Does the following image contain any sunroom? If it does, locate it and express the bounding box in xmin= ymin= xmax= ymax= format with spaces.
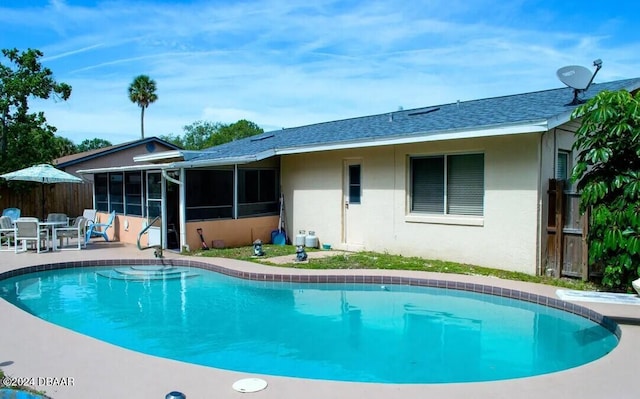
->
xmin=79 ymin=156 xmax=281 ymax=252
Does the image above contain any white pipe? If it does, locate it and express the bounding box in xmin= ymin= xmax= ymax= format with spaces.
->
xmin=179 ymin=168 xmax=186 ymax=251
xmin=162 ymin=169 xmax=181 ymax=185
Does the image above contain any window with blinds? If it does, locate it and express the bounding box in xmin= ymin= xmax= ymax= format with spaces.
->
xmin=556 ymin=151 xmax=569 ymax=181
xmin=411 ymin=153 xmax=484 ymax=216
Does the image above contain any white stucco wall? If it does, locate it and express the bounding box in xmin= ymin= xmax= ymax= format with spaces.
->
xmin=281 ymin=133 xmax=544 ymax=274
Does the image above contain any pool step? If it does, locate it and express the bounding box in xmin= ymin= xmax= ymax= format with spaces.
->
xmin=96 ymin=266 xmax=199 ymax=281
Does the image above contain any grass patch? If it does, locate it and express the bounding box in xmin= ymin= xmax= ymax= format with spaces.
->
xmin=192 ymin=244 xmax=297 ymax=260
xmin=190 ymin=245 xmax=599 ymax=291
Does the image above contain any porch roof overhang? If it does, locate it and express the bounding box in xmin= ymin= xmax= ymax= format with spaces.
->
xmin=75 ymin=153 xmax=273 ymax=175
xmin=76 ymin=163 xmax=165 ymax=174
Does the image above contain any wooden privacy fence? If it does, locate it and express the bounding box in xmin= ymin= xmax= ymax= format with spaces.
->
xmin=546 ymin=179 xmax=601 ymax=280
xmin=0 ymin=183 xmax=93 ymax=220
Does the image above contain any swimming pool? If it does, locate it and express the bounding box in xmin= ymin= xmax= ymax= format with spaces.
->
xmin=0 ymin=261 xmax=619 ymax=384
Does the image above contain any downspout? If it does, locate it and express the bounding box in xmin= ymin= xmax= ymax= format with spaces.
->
xmin=162 ymin=169 xmax=181 ymax=185
xmin=179 ymin=168 xmax=186 ymax=252
xmin=535 ymin=130 xmax=547 ymax=276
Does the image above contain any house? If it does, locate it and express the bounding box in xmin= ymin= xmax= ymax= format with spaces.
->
xmin=78 ymin=78 xmax=640 ymax=275
xmin=0 ymin=137 xmax=180 ymax=219
xmin=55 ymin=137 xmax=181 ymax=181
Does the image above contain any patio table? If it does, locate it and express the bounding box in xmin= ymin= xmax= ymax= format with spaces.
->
xmin=40 ymin=220 xmax=68 ymax=251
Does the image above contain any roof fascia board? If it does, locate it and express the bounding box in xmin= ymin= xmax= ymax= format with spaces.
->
xmin=133 ymin=150 xmax=184 ymax=163
xmin=76 ymin=164 xmax=168 ymax=174
xmin=169 ymin=155 xmax=259 ymax=169
xmin=79 ymin=152 xmax=277 ymax=173
xmin=275 ymin=121 xmax=549 ymax=155
xmin=166 ymin=149 xmax=276 ymax=168
xmin=547 ymin=109 xmax=575 ymax=130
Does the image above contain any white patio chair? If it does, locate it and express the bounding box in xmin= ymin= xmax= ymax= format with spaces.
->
xmin=82 ymin=209 xmax=97 ymax=224
xmin=55 ymin=216 xmax=89 ymax=251
xmin=0 ymin=215 xmax=15 ymax=252
xmin=14 ymin=217 xmax=49 ymax=253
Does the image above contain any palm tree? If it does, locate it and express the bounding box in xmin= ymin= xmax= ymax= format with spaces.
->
xmin=128 ymin=75 xmax=158 ymax=139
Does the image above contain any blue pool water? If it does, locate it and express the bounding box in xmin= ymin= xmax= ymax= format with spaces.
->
xmin=0 ymin=266 xmax=618 ymax=383
xmin=0 ymin=388 xmax=48 ymax=399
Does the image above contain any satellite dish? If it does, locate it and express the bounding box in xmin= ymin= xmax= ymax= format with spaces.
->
xmin=556 ymin=59 xmax=603 ymax=105
xmin=556 ymin=65 xmax=593 ymax=90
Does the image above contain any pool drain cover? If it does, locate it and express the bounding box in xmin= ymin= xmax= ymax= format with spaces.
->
xmin=232 ymin=378 xmax=268 ymax=393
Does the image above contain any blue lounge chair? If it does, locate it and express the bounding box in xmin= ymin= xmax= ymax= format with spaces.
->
xmin=85 ymin=211 xmax=115 ymax=243
xmin=2 ymin=207 xmax=21 ymax=223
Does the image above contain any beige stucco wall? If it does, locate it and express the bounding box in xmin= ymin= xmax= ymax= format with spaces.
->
xmin=282 ymin=133 xmax=544 ymax=274
xmin=185 ymin=216 xmax=279 ymax=250
xmin=95 ymin=211 xmax=279 ymax=252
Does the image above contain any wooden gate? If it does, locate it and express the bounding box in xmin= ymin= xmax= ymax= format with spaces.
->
xmin=545 ymin=179 xmax=595 ymax=280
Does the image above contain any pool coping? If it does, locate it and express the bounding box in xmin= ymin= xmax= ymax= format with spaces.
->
xmin=0 ymin=257 xmax=622 ymax=339
xmin=1 ymin=245 xmax=639 ymax=399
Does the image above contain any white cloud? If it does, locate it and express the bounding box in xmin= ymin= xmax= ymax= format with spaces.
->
xmin=2 ymin=0 xmax=639 ymax=144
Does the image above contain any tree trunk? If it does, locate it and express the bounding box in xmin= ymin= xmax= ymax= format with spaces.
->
xmin=140 ymin=106 xmax=145 ymax=139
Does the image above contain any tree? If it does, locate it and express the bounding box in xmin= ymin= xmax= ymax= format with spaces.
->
xmin=210 ymin=119 xmax=263 ymax=147
xmin=53 ymin=136 xmax=77 ymax=157
xmin=128 ymin=74 xmax=157 ymax=139
xmin=158 ymin=132 xmax=185 ymax=148
xmin=76 ymin=138 xmax=112 ymax=152
xmin=180 ymin=120 xmax=224 ymax=150
xmin=570 ymin=89 xmax=640 ymax=291
xmin=160 ymin=119 xmax=264 ymax=150
xmin=0 ymin=48 xmax=71 ymax=174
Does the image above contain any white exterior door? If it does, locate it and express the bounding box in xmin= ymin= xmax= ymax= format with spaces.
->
xmin=343 ymin=160 xmax=364 ymax=248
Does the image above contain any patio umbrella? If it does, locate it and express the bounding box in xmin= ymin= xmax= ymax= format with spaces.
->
xmin=0 ymin=163 xmax=83 ymax=219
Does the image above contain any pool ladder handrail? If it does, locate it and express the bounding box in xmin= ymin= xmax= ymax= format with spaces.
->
xmin=137 ymin=216 xmax=163 ymax=258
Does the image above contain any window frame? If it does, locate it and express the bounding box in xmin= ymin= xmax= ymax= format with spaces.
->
xmin=125 ymin=171 xmax=144 ymax=216
xmin=185 ymin=168 xmax=234 ymax=221
xmin=556 ymin=150 xmax=571 ymax=182
xmin=237 ymin=168 xmax=280 ymax=218
xmin=95 ymin=173 xmax=109 ymax=212
xmin=408 ymin=152 xmax=485 ymax=226
xmin=348 ymin=164 xmax=362 ymax=205
xmin=93 ymin=171 xmax=147 ymax=216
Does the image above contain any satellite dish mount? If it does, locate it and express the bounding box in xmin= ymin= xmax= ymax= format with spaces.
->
xmin=556 ymin=59 xmax=603 ymax=105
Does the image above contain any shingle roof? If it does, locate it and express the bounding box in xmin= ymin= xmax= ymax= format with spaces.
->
xmin=186 ymin=78 xmax=640 ymax=163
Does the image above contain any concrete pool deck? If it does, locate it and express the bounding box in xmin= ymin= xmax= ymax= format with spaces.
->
xmin=1 ymin=242 xmax=639 ymax=399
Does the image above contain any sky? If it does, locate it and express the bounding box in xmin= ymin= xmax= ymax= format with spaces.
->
xmin=1 ymin=0 xmax=640 ymax=145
